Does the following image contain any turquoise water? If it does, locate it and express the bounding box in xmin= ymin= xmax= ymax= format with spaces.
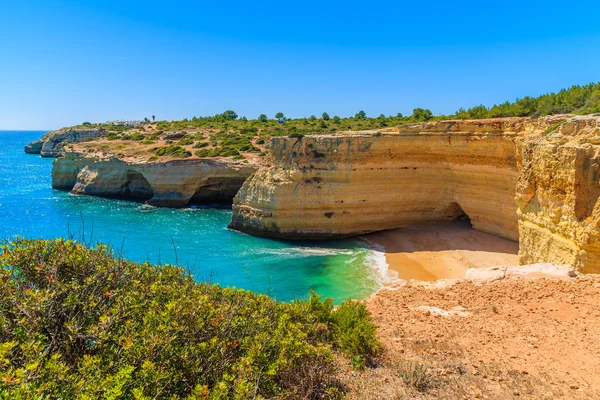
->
xmin=0 ymin=131 xmax=381 ymax=302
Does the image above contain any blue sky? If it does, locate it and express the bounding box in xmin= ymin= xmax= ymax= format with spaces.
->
xmin=1 ymin=0 xmax=599 ymax=130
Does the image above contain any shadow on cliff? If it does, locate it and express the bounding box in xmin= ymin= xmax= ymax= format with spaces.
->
xmin=364 ymin=220 xmax=519 ymax=256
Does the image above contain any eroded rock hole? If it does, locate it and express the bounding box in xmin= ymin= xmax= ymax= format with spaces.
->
xmin=445 ymin=202 xmax=471 ymax=226
xmin=120 ymin=171 xmax=153 ymax=200
xmin=190 ymin=177 xmax=247 ymax=206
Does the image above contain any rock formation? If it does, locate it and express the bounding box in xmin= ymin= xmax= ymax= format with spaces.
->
xmin=53 ymin=151 xmax=256 ymax=206
xmin=516 ymin=115 xmax=600 ymax=273
xmin=230 ymin=115 xmax=600 ymax=273
xmin=25 ymin=128 xmax=105 ymax=157
xmin=24 ymin=140 xmax=44 ymax=154
xmin=45 ymin=114 xmax=600 ymax=273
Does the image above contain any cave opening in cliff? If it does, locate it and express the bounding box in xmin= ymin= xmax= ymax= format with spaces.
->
xmin=446 ymin=202 xmax=472 ymax=227
xmin=189 ymin=177 xmax=248 ymax=207
xmin=120 ymin=171 xmax=153 ymax=200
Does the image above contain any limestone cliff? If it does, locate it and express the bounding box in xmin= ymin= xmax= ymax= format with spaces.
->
xmin=230 ymin=115 xmax=600 ymax=273
xmin=516 ymin=115 xmax=600 ymax=273
xmin=53 ymin=151 xmax=256 ymax=206
xmin=24 ymin=140 xmax=44 ymax=154
xmin=25 ymin=128 xmax=105 ymax=157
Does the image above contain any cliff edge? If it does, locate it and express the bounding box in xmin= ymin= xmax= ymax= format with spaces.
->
xmin=25 ymin=128 xmax=105 ymax=157
xmin=53 ymin=150 xmax=256 ymax=206
xmin=229 ymin=115 xmax=600 ymax=273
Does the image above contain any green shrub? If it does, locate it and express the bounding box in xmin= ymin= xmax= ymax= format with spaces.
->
xmin=330 ymin=300 xmax=380 ymax=365
xmin=0 ymin=238 xmax=379 ymax=398
xmin=177 ymin=136 xmax=195 ymax=146
xmin=106 ymin=133 xmax=121 ymax=140
xmin=122 ymin=132 xmax=145 ymax=141
xmin=193 ymin=141 xmax=209 ymax=148
xmin=140 ymin=140 xmax=155 ymax=145
xmin=152 ymin=145 xmax=192 ymax=158
xmin=240 ymin=126 xmax=258 ymax=134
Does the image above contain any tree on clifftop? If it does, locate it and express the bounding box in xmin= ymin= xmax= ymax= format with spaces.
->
xmin=258 ymin=114 xmax=268 ymax=122
xmin=275 ymin=112 xmax=286 ymax=123
xmin=411 ymin=108 xmax=433 ymax=122
xmin=222 ymin=110 xmax=238 ymax=121
xmin=355 ymin=110 xmax=367 ymax=119
xmin=322 ymin=112 xmax=330 ymax=120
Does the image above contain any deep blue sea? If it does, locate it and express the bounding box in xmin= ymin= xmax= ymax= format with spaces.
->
xmin=0 ymin=131 xmax=382 ymax=302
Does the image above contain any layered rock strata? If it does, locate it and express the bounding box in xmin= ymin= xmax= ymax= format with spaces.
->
xmin=230 ymin=115 xmax=600 ymax=273
xmin=516 ymin=115 xmax=600 ymax=273
xmin=25 ymin=128 xmax=105 ymax=157
xmin=53 ymin=151 xmax=256 ymax=206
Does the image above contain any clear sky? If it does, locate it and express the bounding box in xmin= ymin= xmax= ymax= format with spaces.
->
xmin=1 ymin=0 xmax=599 ymax=130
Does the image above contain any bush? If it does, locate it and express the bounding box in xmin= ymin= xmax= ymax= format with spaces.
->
xmin=122 ymin=133 xmax=145 ymax=141
xmin=0 ymin=238 xmax=379 ymax=398
xmin=152 ymin=145 xmax=192 ymax=158
xmin=106 ymin=133 xmax=121 ymax=140
xmin=177 ymin=136 xmax=195 ymax=146
xmin=330 ymin=300 xmax=380 ymax=365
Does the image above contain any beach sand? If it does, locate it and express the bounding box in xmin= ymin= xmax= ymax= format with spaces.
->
xmin=364 ymin=220 xmax=519 ymax=282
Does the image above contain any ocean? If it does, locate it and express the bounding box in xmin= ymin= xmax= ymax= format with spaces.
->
xmin=0 ymin=130 xmax=383 ymax=302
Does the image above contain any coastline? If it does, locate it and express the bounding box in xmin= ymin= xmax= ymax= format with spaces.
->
xmin=362 ymin=221 xmax=520 ymax=286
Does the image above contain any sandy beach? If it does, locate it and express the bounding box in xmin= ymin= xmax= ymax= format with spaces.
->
xmin=364 ymin=221 xmax=520 ymax=282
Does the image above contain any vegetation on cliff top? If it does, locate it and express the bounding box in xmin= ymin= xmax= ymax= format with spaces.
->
xmin=67 ymin=81 xmax=600 ymax=161
xmin=0 ymin=238 xmax=380 ymax=399
xmin=449 ymin=82 xmax=600 ymax=119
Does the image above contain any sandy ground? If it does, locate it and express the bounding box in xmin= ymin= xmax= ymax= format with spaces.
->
xmin=364 ymin=221 xmax=519 ymax=281
xmin=336 ymin=222 xmax=600 ymax=398
xmin=338 ymin=276 xmax=600 ymax=399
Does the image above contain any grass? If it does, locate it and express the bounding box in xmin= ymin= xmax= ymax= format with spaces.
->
xmin=395 ymin=360 xmax=435 ymax=392
xmin=542 ymin=119 xmax=567 ymax=136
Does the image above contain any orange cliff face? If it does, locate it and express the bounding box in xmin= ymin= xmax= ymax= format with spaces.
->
xmin=516 ymin=115 xmax=600 ymax=273
xmin=229 ymin=115 xmax=600 ymax=273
